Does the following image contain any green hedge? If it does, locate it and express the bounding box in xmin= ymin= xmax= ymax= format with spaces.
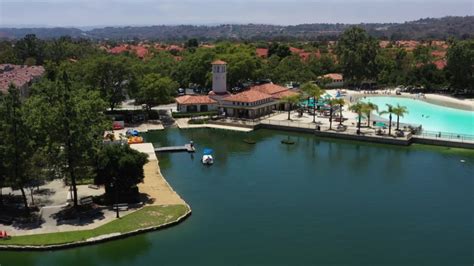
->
xmin=172 ymin=111 xmax=218 ymax=118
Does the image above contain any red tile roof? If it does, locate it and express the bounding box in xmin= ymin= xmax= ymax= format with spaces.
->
xmin=109 ymin=45 xmax=129 ymax=54
xmin=212 ymin=60 xmax=227 ymax=65
xmin=256 ymin=48 xmax=268 ymax=58
xmin=0 ymin=64 xmax=45 ymax=93
xmin=433 ymin=59 xmax=447 ymax=70
xmin=176 ymin=95 xmax=217 ymax=105
xmin=272 ymin=90 xmax=299 ymax=99
xmin=130 ymin=45 xmax=149 ymax=58
xmin=289 ymin=47 xmax=304 ymax=54
xmin=223 ymin=90 xmax=273 ymax=103
xmin=322 ymin=73 xmax=343 ymax=80
xmin=250 ymin=83 xmax=288 ymax=95
xmin=431 ymin=50 xmax=446 ymax=58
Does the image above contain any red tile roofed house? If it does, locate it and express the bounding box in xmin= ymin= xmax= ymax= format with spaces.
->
xmin=433 ymin=59 xmax=447 ymax=70
xmin=0 ymin=64 xmax=45 ymax=97
xmin=431 ymin=50 xmax=447 ymax=58
xmin=130 ymin=45 xmax=149 ymax=59
xmin=108 ymin=45 xmax=129 ymax=54
xmin=289 ymin=47 xmax=304 ymax=54
xmin=318 ymin=73 xmax=344 ymax=88
xmin=167 ymin=45 xmax=184 ymax=52
xmin=256 ymin=48 xmax=269 ymax=58
xmin=220 ymin=90 xmax=275 ymax=118
xmin=176 ymin=95 xmax=217 ymax=112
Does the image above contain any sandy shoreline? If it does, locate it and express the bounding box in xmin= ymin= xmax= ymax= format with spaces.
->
xmin=346 ymin=90 xmax=474 ymax=111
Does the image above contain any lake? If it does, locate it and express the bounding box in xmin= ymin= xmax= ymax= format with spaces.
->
xmin=2 ymin=128 xmax=473 ymax=265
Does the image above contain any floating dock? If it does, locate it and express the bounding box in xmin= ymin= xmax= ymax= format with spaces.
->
xmin=154 ymin=144 xmax=195 ymax=153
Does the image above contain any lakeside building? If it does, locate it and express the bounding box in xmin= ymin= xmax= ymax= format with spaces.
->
xmin=318 ymin=73 xmax=344 ymax=88
xmin=0 ymin=64 xmax=45 ymax=98
xmin=175 ymin=60 xmax=299 ymax=119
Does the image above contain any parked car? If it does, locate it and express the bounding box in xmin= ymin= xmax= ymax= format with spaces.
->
xmin=177 ymin=88 xmax=185 ymax=95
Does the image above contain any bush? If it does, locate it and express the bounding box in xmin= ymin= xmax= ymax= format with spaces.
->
xmin=172 ymin=111 xmax=218 ymax=118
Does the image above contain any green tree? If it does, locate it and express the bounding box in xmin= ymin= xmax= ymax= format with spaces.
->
xmin=95 ymin=144 xmax=148 ymax=203
xmin=0 ymin=85 xmax=34 ymax=209
xmin=379 ymin=104 xmax=395 ymax=135
xmin=413 ymin=45 xmax=433 ymax=64
xmin=363 ymin=102 xmax=379 ymax=128
xmin=14 ymin=34 xmax=45 ymax=65
xmin=136 ymin=74 xmax=179 ymax=112
xmin=300 ymin=82 xmax=325 ymax=123
xmin=392 ymin=104 xmax=409 ymax=130
xmin=268 ymin=43 xmax=291 ymax=58
xmin=280 ymin=94 xmax=301 ymax=120
xmin=24 ymin=73 xmax=108 ymax=207
xmin=331 ymin=98 xmax=346 ymax=127
xmin=335 ymin=27 xmax=380 ymax=86
xmin=349 ymin=102 xmax=365 ymax=134
xmin=185 ymin=39 xmax=199 ymax=48
xmin=81 ymin=55 xmax=138 ymax=111
xmin=446 ymin=40 xmax=474 ymax=92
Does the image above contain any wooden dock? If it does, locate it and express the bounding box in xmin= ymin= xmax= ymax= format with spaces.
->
xmin=154 ymin=144 xmax=195 ymax=153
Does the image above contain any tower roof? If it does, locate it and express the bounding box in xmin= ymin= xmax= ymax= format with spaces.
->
xmin=211 ymin=60 xmax=227 ymax=65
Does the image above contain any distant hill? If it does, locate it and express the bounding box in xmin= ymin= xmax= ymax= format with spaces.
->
xmin=1 ymin=16 xmax=473 ymax=41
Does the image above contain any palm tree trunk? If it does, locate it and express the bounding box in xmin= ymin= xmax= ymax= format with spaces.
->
xmin=313 ymin=100 xmax=316 ymax=123
xmin=396 ymin=116 xmax=400 ymax=130
xmin=339 ymin=105 xmax=343 ymax=125
xmin=358 ymin=114 xmax=362 ymax=134
xmin=287 ymin=104 xmax=291 ymax=120
xmin=388 ymin=114 xmax=392 ymax=135
xmin=367 ymin=113 xmax=371 ymax=128
xmin=329 ymin=106 xmax=333 ymax=130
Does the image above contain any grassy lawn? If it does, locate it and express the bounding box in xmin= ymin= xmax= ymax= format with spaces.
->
xmin=0 ymin=204 xmax=189 ymax=246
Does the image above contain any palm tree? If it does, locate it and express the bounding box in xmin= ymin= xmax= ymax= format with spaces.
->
xmin=363 ymin=102 xmax=378 ymax=128
xmin=300 ymin=82 xmax=325 ymax=123
xmin=332 ymin=98 xmax=346 ymax=126
xmin=392 ymin=104 xmax=409 ymax=130
xmin=280 ymin=94 xmax=301 ymax=120
xmin=328 ymin=99 xmax=342 ymax=130
xmin=379 ymin=104 xmax=395 ymax=135
xmin=349 ymin=102 xmax=365 ymax=134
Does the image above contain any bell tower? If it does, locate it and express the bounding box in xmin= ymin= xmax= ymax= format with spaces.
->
xmin=211 ymin=60 xmax=227 ymax=94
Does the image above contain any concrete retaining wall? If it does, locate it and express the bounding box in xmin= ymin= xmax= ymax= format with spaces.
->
xmin=412 ymin=137 xmax=474 ymax=149
xmin=257 ymin=124 xmax=411 ymax=146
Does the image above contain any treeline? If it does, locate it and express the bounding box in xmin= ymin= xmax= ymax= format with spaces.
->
xmin=1 ymin=16 xmax=472 ymax=41
xmin=1 ymin=30 xmax=473 ymax=95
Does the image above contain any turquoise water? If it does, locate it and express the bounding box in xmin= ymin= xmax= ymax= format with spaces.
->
xmin=363 ymin=96 xmax=474 ymax=135
xmin=2 ymin=129 xmax=473 ymax=265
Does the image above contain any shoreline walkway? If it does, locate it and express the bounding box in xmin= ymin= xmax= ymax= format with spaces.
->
xmin=130 ymin=143 xmax=187 ymax=206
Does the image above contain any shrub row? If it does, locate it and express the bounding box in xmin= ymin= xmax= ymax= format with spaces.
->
xmin=172 ymin=111 xmax=218 ymax=118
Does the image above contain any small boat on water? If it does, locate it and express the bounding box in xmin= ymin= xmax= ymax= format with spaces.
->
xmin=202 ymin=148 xmax=214 ymax=165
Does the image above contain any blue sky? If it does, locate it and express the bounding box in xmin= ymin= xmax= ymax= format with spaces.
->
xmin=0 ymin=0 xmax=472 ymax=27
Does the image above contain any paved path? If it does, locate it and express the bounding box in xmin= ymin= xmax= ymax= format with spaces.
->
xmin=175 ymin=118 xmax=253 ymax=132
